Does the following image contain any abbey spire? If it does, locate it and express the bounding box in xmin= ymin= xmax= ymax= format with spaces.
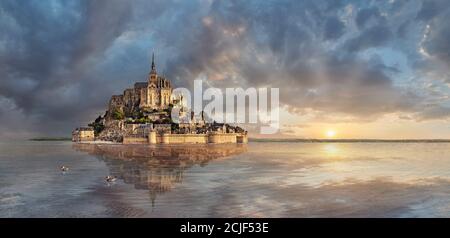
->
xmin=150 ymin=52 xmax=157 ymax=75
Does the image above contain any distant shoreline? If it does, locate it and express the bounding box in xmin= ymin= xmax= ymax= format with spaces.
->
xmin=29 ymin=137 xmax=72 ymax=141
xmin=28 ymin=137 xmax=450 ymax=143
xmin=249 ymin=138 xmax=450 ymax=143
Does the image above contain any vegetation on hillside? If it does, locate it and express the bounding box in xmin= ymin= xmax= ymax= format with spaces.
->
xmin=112 ymin=109 xmax=125 ymax=120
xmin=88 ymin=116 xmax=105 ymax=136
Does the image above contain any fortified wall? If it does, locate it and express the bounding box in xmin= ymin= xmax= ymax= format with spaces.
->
xmin=123 ymin=132 xmax=248 ymax=145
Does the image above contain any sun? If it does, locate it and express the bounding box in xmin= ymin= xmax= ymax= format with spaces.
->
xmin=326 ymin=130 xmax=336 ymax=138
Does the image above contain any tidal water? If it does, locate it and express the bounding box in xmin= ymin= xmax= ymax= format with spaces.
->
xmin=1 ymin=140 xmax=450 ymax=217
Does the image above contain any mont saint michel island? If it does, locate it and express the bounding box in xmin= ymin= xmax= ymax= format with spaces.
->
xmin=72 ymin=54 xmax=248 ymax=145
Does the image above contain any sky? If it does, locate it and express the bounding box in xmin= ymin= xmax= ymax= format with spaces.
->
xmin=1 ymin=0 xmax=450 ymax=139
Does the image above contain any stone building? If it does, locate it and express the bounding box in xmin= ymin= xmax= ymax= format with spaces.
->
xmin=72 ymin=127 xmax=95 ymax=142
xmin=74 ymin=52 xmax=248 ymax=144
xmin=138 ymin=53 xmax=172 ymax=110
xmin=107 ymin=53 xmax=173 ymax=120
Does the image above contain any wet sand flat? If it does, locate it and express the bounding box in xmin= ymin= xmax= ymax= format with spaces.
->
xmin=1 ymin=141 xmax=450 ymax=217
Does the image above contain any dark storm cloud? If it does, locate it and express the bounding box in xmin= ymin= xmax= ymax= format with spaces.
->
xmin=323 ymin=16 xmax=346 ymax=40
xmin=0 ymin=0 xmax=135 ymax=136
xmin=345 ymin=25 xmax=392 ymax=52
xmin=162 ymin=0 xmax=417 ymax=118
xmin=417 ymin=0 xmax=450 ymax=66
xmin=355 ymin=7 xmax=383 ymax=29
xmin=406 ymin=0 xmax=450 ymax=121
xmin=0 ymin=0 xmax=449 ymax=137
xmin=416 ymin=0 xmax=448 ymax=21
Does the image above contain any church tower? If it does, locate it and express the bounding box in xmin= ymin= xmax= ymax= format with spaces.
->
xmin=138 ymin=52 xmax=172 ymax=110
xmin=149 ymin=53 xmax=157 ymax=85
xmin=146 ymin=52 xmax=158 ymax=108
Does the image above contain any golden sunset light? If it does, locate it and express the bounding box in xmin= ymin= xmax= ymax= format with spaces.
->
xmin=326 ymin=130 xmax=337 ymax=138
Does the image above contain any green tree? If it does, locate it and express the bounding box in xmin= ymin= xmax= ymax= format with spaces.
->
xmin=171 ymin=123 xmax=179 ymax=131
xmin=88 ymin=122 xmax=105 ymax=136
xmin=112 ymin=109 xmax=124 ymax=120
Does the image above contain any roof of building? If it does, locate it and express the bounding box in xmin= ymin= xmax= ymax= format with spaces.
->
xmin=134 ymin=82 xmax=148 ymax=88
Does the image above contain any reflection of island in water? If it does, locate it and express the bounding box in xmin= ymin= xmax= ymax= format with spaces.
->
xmin=73 ymin=144 xmax=247 ymax=206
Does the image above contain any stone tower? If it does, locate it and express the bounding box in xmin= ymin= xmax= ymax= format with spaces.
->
xmin=149 ymin=53 xmax=157 ymax=85
xmin=138 ymin=53 xmax=173 ymax=110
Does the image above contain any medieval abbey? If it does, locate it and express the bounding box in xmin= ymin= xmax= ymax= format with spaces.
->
xmin=136 ymin=53 xmax=172 ymax=110
xmin=72 ymin=54 xmax=247 ymax=144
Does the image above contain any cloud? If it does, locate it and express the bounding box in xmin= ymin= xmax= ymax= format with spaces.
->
xmin=162 ymin=1 xmax=418 ymax=120
xmin=355 ymin=7 xmax=384 ymax=29
xmin=414 ymin=104 xmax=450 ymax=121
xmin=418 ymin=3 xmax=450 ymax=66
xmin=323 ymin=16 xmax=346 ymax=40
xmin=0 ymin=0 xmax=136 ymax=137
xmin=345 ymin=25 xmax=393 ymax=52
xmin=416 ymin=0 xmax=448 ymax=21
xmin=0 ymin=0 xmax=450 ymax=138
